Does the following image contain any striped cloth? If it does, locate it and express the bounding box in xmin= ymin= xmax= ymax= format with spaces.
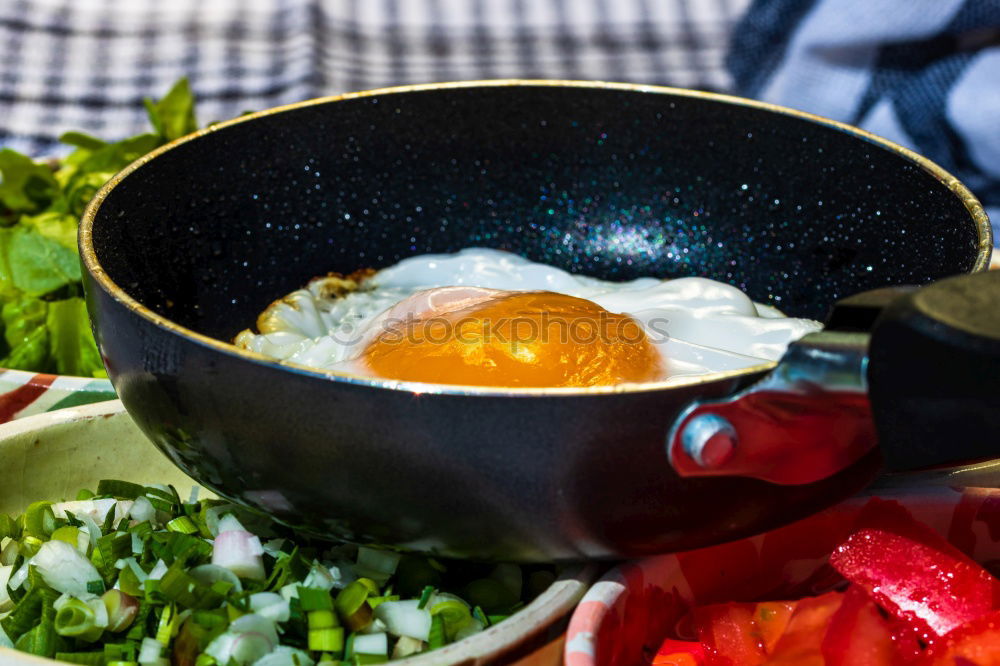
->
xmin=1 ymin=0 xmax=995 ymax=242
xmin=729 ymin=0 xmax=1000 ymax=243
xmin=0 ymin=0 xmax=748 ymax=156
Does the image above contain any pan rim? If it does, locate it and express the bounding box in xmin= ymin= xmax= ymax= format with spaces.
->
xmin=79 ymin=78 xmax=994 ymax=398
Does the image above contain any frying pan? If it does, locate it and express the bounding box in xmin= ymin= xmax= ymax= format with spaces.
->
xmin=79 ymin=81 xmax=995 ymax=562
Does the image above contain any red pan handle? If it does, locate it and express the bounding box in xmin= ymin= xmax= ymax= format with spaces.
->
xmin=666 ymin=270 xmax=1000 ymax=485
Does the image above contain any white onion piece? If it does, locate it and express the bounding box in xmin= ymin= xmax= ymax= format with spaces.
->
xmin=206 ymin=629 xmax=275 ymax=665
xmin=253 ymin=646 xmax=315 ymax=666
xmin=146 ymin=559 xmax=168 ymax=583
xmin=352 ymin=632 xmax=388 ymax=657
xmin=213 ymin=530 xmax=265 ymax=580
xmin=373 ymin=600 xmax=431 ymax=641
xmin=52 ymin=498 xmax=129 ymax=524
xmin=301 ymin=562 xmax=340 ymax=591
xmin=249 ymin=592 xmax=290 ymax=623
xmin=32 ymin=540 xmax=102 ymax=596
xmin=129 ymin=496 xmax=156 ymax=523
xmin=217 ymin=514 xmax=248 ymax=534
xmin=229 ymin=613 xmax=279 ymax=647
xmin=7 ymin=558 xmax=29 ymax=590
xmin=138 ymin=636 xmax=164 ymax=664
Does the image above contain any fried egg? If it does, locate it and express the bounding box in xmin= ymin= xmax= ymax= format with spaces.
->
xmin=234 ymin=248 xmax=821 ymax=388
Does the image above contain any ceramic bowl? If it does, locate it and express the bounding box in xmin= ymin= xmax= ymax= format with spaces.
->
xmin=564 ymin=485 xmax=1000 ymax=665
xmin=0 ymin=368 xmax=114 ymax=425
xmin=0 ymin=400 xmax=595 ymax=666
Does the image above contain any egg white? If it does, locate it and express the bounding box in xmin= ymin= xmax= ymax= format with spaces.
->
xmin=234 ymin=248 xmax=822 ymax=384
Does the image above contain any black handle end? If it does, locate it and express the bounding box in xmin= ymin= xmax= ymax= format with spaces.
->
xmin=868 ymin=271 xmax=1000 ymax=472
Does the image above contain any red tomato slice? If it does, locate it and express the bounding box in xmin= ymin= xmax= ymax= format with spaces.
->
xmin=654 ymin=639 xmax=707 ymax=665
xmin=691 ymin=603 xmax=766 ymax=666
xmin=764 ymin=590 xmax=843 ymax=665
xmin=821 ymin=585 xmax=899 ymax=666
xmin=829 ymin=527 xmax=1000 ymax=638
xmin=923 ymin=609 xmax=1000 ymax=665
xmin=753 ymin=601 xmax=796 ymax=655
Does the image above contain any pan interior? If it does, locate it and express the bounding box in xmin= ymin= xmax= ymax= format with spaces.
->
xmin=89 ymin=83 xmax=985 ymax=348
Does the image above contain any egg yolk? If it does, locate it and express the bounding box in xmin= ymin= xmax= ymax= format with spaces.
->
xmin=360 ymin=291 xmax=664 ymax=387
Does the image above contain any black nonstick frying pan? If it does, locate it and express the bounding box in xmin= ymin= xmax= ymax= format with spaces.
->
xmin=80 ymin=81 xmax=996 ymax=562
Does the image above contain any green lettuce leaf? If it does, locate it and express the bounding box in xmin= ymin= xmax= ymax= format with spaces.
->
xmin=46 ymin=297 xmax=104 ymax=377
xmin=0 ymin=149 xmax=58 ymax=215
xmin=0 ymin=226 xmax=81 ymax=296
xmin=144 ymin=77 xmax=198 ymax=142
xmin=0 ymin=295 xmax=50 ymax=371
xmin=19 ymin=211 xmax=78 ymax=250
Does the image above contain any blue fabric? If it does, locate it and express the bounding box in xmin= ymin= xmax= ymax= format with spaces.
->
xmin=728 ymin=0 xmax=1000 ymax=244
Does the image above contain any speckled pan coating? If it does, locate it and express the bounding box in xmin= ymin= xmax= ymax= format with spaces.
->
xmin=80 ymin=81 xmax=990 ymax=561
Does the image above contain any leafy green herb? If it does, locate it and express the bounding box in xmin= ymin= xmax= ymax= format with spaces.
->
xmin=0 ymin=78 xmax=199 ymax=377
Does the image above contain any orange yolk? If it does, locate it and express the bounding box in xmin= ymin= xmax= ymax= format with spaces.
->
xmin=360 ymin=291 xmax=664 ymax=388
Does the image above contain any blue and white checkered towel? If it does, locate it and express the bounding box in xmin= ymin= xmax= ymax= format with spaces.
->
xmin=0 ymin=0 xmax=747 ymax=156
xmin=729 ymin=0 xmax=1000 ymax=241
xmin=0 ymin=0 xmax=996 ymax=241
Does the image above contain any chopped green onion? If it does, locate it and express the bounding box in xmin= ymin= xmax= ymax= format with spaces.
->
xmin=308 ymin=609 xmax=340 ymax=630
xmin=155 ymin=603 xmax=177 ymax=645
xmin=143 ymin=485 xmax=180 ymax=514
xmin=308 ymin=626 xmax=345 ymax=652
xmin=97 ymin=480 xmax=147 ymax=500
xmin=14 ymin=621 xmax=58 ymax=658
xmin=23 ymin=501 xmax=56 ymax=538
xmin=1 ymin=585 xmax=43 ymax=640
xmin=355 ymin=577 xmax=380 ymax=596
xmin=166 ymin=516 xmax=198 ymax=535
xmin=20 ymin=535 xmax=43 ymax=558
xmin=335 ymin=581 xmax=373 ymax=632
xmin=416 ymin=586 xmax=434 ymax=610
xmin=299 ymin=587 xmax=334 ymax=611
xmin=0 ymin=513 xmax=20 ymax=540
xmin=118 ymin=562 xmax=145 ymax=597
xmin=50 ymin=525 xmax=85 ymax=549
xmin=54 ymin=651 xmax=106 ymax=665
xmin=367 ymin=594 xmax=400 ymax=609
xmin=430 ymin=599 xmax=472 ymax=639
xmin=426 ymin=614 xmax=446 ymax=650
xmin=158 ymin=567 xmax=223 ymax=610
xmin=2 ymin=477 xmax=546 ymax=665
xmin=55 ymin=597 xmax=103 ymax=641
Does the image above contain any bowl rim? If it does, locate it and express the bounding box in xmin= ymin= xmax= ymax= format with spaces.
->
xmin=0 ymin=398 xmax=600 ymax=665
xmin=79 ymin=79 xmax=994 ymax=398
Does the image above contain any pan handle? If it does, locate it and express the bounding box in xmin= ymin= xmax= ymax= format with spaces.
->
xmin=666 ymin=270 xmax=1000 ymax=485
xmin=666 ymin=330 xmax=877 ymax=485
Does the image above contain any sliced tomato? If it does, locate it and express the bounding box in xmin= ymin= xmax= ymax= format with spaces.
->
xmin=821 ymin=585 xmax=898 ymax=666
xmin=691 ymin=603 xmax=766 ymax=666
xmin=922 ymin=609 xmax=1000 ymax=665
xmin=753 ymin=601 xmax=796 ymax=655
xmin=829 ymin=526 xmax=1000 ymax=638
xmin=764 ymin=590 xmax=843 ymax=665
xmin=653 ymin=639 xmax=707 ymax=665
